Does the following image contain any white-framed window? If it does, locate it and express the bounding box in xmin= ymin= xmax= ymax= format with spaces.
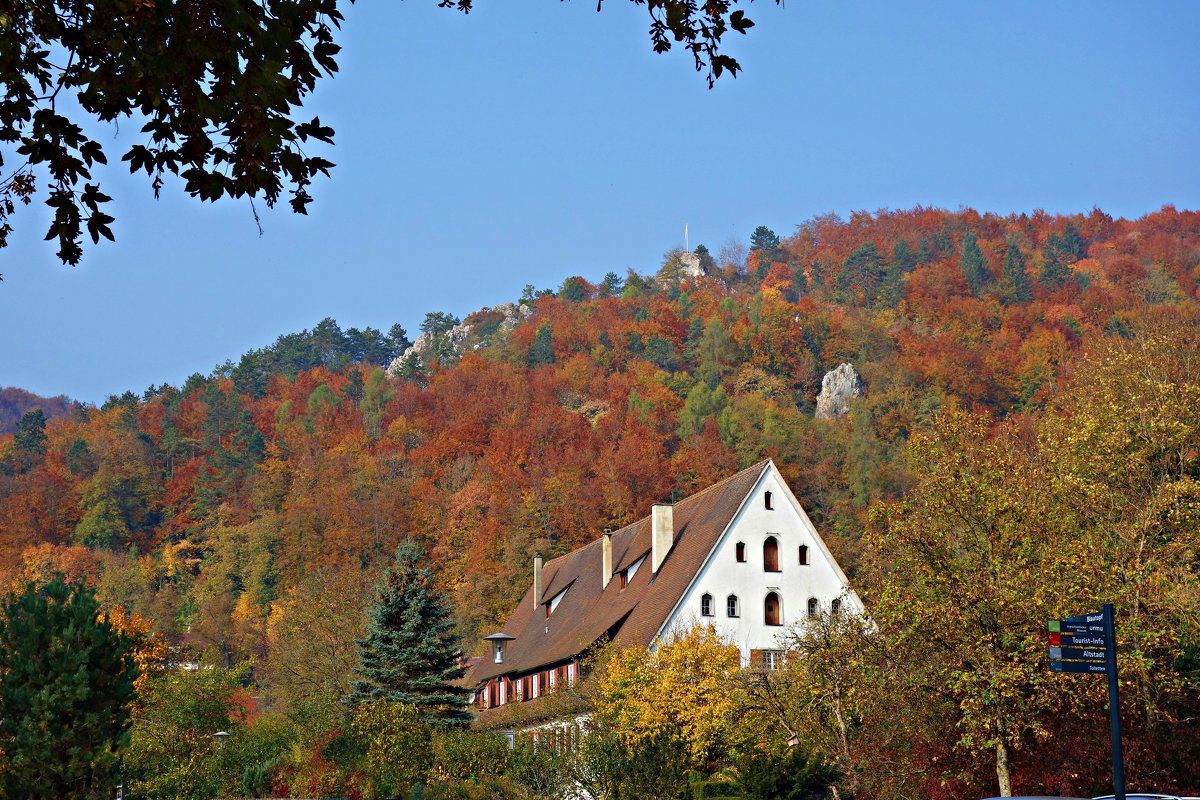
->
xmin=763 ymin=650 xmax=785 ymax=670
xmin=701 ymin=593 xmax=714 ymax=616
xmin=807 ymin=597 xmax=819 ymax=617
xmin=727 ymin=595 xmax=739 ymax=617
xmin=831 ymin=598 xmax=842 ymax=615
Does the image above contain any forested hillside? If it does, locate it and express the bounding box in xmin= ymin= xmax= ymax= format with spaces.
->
xmin=1 ymin=204 xmax=1197 ymax=666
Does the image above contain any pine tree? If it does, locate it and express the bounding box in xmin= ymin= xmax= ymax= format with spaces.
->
xmin=959 ymin=232 xmax=990 ymax=296
xmin=350 ymin=542 xmax=471 ymax=726
xmin=0 ymin=576 xmax=137 ymax=800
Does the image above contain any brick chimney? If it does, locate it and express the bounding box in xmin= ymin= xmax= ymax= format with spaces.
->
xmin=601 ymin=529 xmax=613 ymax=589
xmin=652 ymin=504 xmax=674 ymax=574
xmin=533 ymin=552 xmax=543 ymax=609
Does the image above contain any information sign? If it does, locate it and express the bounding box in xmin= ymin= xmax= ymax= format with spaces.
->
xmin=1046 ymin=604 xmax=1124 ymax=800
xmin=1049 ymin=646 xmax=1108 ymax=661
xmin=1050 ymin=659 xmax=1108 ymax=674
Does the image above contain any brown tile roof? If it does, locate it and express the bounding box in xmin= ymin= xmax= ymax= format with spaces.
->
xmin=468 ymin=460 xmax=771 ymax=685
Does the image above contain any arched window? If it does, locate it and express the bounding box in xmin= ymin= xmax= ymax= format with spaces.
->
xmin=701 ymin=593 xmax=714 ymax=617
xmin=727 ymin=595 xmax=739 ymax=617
xmin=831 ymin=598 xmax=842 ymax=615
xmin=763 ymin=536 xmax=780 ymax=572
xmin=736 ymin=542 xmax=746 ymax=562
xmin=807 ymin=597 xmax=819 ymax=617
xmin=764 ymin=491 xmax=773 ymax=510
xmin=798 ymin=545 xmax=809 ymax=565
xmin=764 ymin=592 xmax=781 ymax=626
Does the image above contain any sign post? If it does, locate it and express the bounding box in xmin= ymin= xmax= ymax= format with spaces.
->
xmin=1047 ymin=604 xmax=1124 ymax=800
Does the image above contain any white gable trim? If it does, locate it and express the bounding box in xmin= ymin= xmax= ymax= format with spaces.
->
xmin=651 ymin=460 xmax=864 ymax=647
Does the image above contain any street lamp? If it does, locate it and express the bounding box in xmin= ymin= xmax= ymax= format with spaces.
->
xmin=212 ymin=731 xmax=230 ymax=750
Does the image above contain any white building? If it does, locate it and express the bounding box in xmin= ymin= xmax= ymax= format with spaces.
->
xmin=467 ymin=459 xmax=863 ymax=717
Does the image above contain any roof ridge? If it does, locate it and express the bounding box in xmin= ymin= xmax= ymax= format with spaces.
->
xmin=540 ymin=460 xmax=771 ymax=569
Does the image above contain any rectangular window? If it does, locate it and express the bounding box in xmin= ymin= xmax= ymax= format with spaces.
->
xmin=763 ymin=650 xmax=785 ymax=670
xmin=727 ymin=596 xmax=739 ymax=617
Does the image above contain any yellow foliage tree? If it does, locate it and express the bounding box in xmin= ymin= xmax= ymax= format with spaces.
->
xmin=592 ymin=625 xmax=745 ymax=773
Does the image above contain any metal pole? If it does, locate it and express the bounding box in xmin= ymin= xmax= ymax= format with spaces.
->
xmin=1104 ymin=603 xmax=1125 ymax=800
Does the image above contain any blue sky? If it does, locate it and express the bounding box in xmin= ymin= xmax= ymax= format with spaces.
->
xmin=2 ymin=1 xmax=1198 ymax=403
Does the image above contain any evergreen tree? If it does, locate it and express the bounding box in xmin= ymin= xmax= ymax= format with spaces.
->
xmin=350 ymin=542 xmax=471 ymax=726
xmin=0 ymin=576 xmax=137 ymax=800
xmin=1000 ymin=241 xmax=1033 ymax=304
xmin=878 ymin=239 xmax=915 ymax=308
xmin=599 ymin=271 xmax=624 ymax=297
xmin=1040 ymin=223 xmax=1086 ymax=288
xmin=528 ymin=323 xmax=556 ymax=367
xmin=959 ymin=232 xmax=990 ymax=295
xmin=750 ymin=225 xmax=782 ymax=280
xmin=837 ymin=242 xmax=886 ymax=307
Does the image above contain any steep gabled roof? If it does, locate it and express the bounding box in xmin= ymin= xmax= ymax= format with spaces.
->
xmin=468 ymin=460 xmax=771 ymax=684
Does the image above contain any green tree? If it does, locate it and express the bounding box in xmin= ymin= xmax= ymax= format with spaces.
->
xmin=1040 ymin=223 xmax=1086 ymax=288
xmin=350 ymin=542 xmax=471 ymax=726
xmin=837 ymin=242 xmax=886 ymax=307
xmin=750 ymin=225 xmax=783 ymax=279
xmin=528 ymin=323 xmax=556 ymax=367
xmin=0 ymin=576 xmax=138 ymax=800
xmin=560 ymin=276 xmax=589 ymax=302
xmin=1000 ymin=241 xmax=1032 ymax=304
xmin=959 ymin=232 xmax=990 ymax=295
xmin=878 ymin=239 xmax=915 ymax=308
xmin=125 ymin=662 xmax=250 ymax=800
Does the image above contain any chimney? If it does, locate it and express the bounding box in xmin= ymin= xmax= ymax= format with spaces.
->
xmin=652 ymin=504 xmax=674 ymax=573
xmin=533 ymin=552 xmax=543 ymax=609
xmin=601 ymin=529 xmax=613 ymax=589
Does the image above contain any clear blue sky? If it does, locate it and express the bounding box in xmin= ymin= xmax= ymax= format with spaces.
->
xmin=2 ymin=1 xmax=1198 ymax=403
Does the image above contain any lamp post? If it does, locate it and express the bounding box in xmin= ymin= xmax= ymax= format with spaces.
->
xmin=212 ymin=730 xmax=229 ymax=750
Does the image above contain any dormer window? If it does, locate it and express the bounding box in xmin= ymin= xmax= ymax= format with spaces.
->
xmin=546 ymin=587 xmax=568 ymax=617
xmin=764 ymin=491 xmax=773 ymax=510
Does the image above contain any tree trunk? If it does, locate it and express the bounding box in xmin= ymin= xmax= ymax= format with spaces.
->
xmin=995 ymin=738 xmax=1012 ymax=797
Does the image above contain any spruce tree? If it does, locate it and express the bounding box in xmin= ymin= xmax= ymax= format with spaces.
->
xmin=1000 ymin=242 xmax=1033 ymax=304
xmin=959 ymin=232 xmax=990 ymax=296
xmin=0 ymin=576 xmax=137 ymax=800
xmin=350 ymin=542 xmax=471 ymax=726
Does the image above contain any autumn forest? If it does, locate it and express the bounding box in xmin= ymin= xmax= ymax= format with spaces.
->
xmin=2 ymin=206 xmax=1199 ymax=798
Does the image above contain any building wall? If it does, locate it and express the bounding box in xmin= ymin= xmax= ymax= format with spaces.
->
xmin=663 ymin=465 xmax=862 ymax=665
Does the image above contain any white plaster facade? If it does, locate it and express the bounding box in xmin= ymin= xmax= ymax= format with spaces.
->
xmin=658 ymin=462 xmax=863 ymax=664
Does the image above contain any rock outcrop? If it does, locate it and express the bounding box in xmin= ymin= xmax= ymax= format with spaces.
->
xmin=386 ymin=302 xmax=532 ymax=376
xmin=814 ymin=363 xmax=865 ymax=420
xmin=678 ymin=252 xmax=705 ymax=279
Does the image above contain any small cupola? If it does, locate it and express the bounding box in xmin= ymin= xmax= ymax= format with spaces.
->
xmin=483 ymin=632 xmax=515 ymax=664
